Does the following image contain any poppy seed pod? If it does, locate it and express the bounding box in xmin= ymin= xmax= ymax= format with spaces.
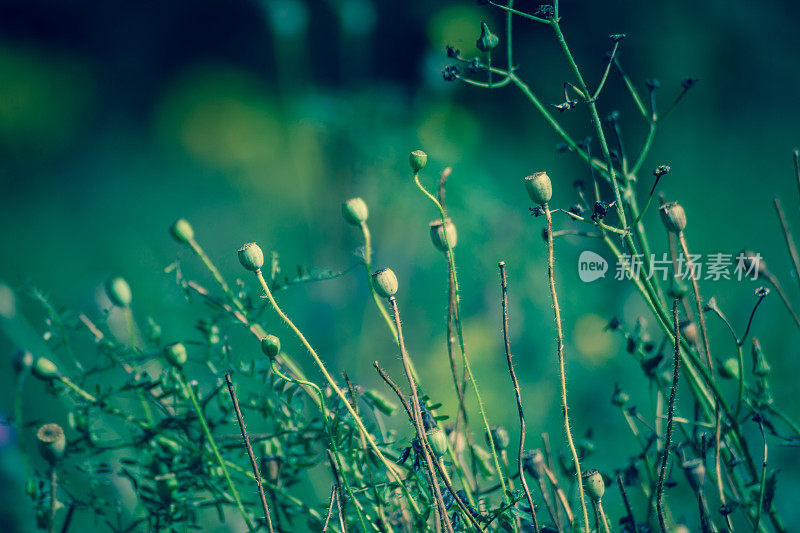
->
xmin=582 ymin=469 xmax=606 ymax=502
xmin=164 ymin=342 xmax=188 ymax=367
xmin=752 ymin=337 xmax=771 ymax=377
xmin=476 ymin=21 xmax=499 ymax=52
xmin=487 ymin=426 xmax=510 ymax=451
xmin=426 ymin=428 xmax=448 ymax=457
xmin=409 ymin=150 xmax=428 ymax=173
xmin=342 ymin=198 xmax=369 ymax=226
xmin=429 ymin=218 xmax=458 ymax=252
xmin=718 ymin=358 xmax=739 ymax=380
xmin=524 ymin=172 xmax=553 ymax=205
xmin=32 ymin=357 xmax=59 ymax=381
xmin=37 ymin=423 xmax=66 ymax=464
xmin=105 ymin=277 xmax=132 ymax=308
xmin=611 ymin=383 xmax=629 ymax=407
xmin=155 ymin=473 xmax=179 ymax=503
xmin=169 ymin=219 xmax=194 ymax=244
xmin=659 ymin=201 xmax=687 ymax=233
xmin=238 ymin=242 xmax=264 ymax=271
xmin=679 ymin=320 xmax=699 ymax=346
xmin=371 ymin=268 xmax=398 ymax=298
xmin=261 ymin=335 xmax=281 ymax=361
xmin=522 ymin=449 xmax=546 ymax=479
xmin=12 ymin=348 xmax=33 ymax=374
xmin=681 ymin=459 xmax=706 ymax=491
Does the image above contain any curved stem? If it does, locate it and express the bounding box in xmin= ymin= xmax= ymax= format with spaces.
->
xmin=544 ymin=205 xmax=589 ymax=532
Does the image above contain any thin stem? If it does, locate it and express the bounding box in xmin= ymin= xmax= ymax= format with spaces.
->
xmin=322 ymin=485 xmax=337 ymax=532
xmin=678 ymin=234 xmax=714 ymax=372
xmin=595 ymin=501 xmax=611 ymax=533
xmin=252 ymin=269 xmax=423 ymax=519
xmin=543 ymin=205 xmax=589 ymax=532
xmin=657 ymin=300 xmax=681 ymax=533
xmin=360 ymin=221 xmax=399 ymax=343
xmin=412 ymin=172 xmax=512 ymax=507
xmin=224 ymin=373 xmax=275 ymax=533
xmin=592 ymin=41 xmax=621 ymax=101
xmin=486 ymin=1 xmax=550 ymax=24
xmin=617 ymin=475 xmax=637 ymax=532
xmin=49 ymin=465 xmax=58 ymax=533
xmin=764 ymin=272 xmax=800 ymax=329
xmin=177 ymin=372 xmax=255 ymax=532
xmin=388 ymin=296 xmax=453 ymax=533
xmin=793 ymin=148 xmax=800 ymax=202
xmin=773 ymin=198 xmax=800 ymax=291
xmin=754 ymin=417 xmax=769 ymax=531
xmin=498 ymin=261 xmax=539 ymax=532
xmin=186 ymin=237 xmax=246 ymax=314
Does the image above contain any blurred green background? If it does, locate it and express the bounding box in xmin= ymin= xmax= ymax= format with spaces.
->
xmin=2 ymin=0 xmax=800 ymax=530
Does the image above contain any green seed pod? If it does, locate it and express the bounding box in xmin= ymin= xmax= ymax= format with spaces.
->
xmin=371 ymin=268 xmax=398 ymax=298
xmin=12 ymin=348 xmax=34 ymax=374
xmin=164 ymin=342 xmax=188 ymax=367
xmin=261 ymin=455 xmax=283 ymax=484
xmin=673 ymin=526 xmax=691 ymax=533
xmin=659 ymin=201 xmax=687 ymax=233
xmin=476 ymin=21 xmax=500 ymax=52
xmin=342 ymin=197 xmax=369 ymax=226
xmin=611 ymin=383 xmax=629 ymax=407
xmin=364 ymin=389 xmax=398 ymax=416
xmin=261 ymin=335 xmax=281 ymax=361
xmin=155 ymin=473 xmax=179 ymax=503
xmin=752 ymin=337 xmax=771 ymax=377
xmin=409 ymin=150 xmax=428 ymax=173
xmin=524 ymin=172 xmax=553 ymax=205
xmin=718 ymin=358 xmax=739 ymax=380
xmin=522 ymin=449 xmax=546 ymax=479
xmin=105 ymin=277 xmax=132 ymax=308
xmin=169 ymin=218 xmax=194 ymax=244
xmin=487 ymin=426 xmax=510 ymax=451
xmin=238 ymin=242 xmax=264 ymax=271
xmin=582 ymin=469 xmax=605 ymax=502
xmin=429 ymin=218 xmax=457 ymax=252
xmin=681 ymin=458 xmax=706 ymax=491
xmin=32 ymin=357 xmax=59 ymax=381
xmin=426 ymin=428 xmax=448 ymax=457
xmin=37 ymin=423 xmax=66 ymax=464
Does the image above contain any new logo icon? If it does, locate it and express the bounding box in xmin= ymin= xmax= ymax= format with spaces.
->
xmin=578 ymin=251 xmax=608 ymax=282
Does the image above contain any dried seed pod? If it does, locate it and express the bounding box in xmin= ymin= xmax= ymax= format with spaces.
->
xmin=426 ymin=428 xmax=448 ymax=457
xmin=429 ymin=218 xmax=458 ymax=252
xmin=409 ymin=150 xmax=428 ymax=173
xmin=261 ymin=335 xmax=281 ymax=361
xmin=32 ymin=357 xmax=59 ymax=381
xmin=522 ymin=449 xmax=546 ymax=479
xmin=169 ymin=219 xmax=194 ymax=243
xmin=476 ymin=21 xmax=499 ymax=52
xmin=342 ymin=198 xmax=369 ymax=226
xmin=524 ymin=172 xmax=553 ymax=205
xmin=37 ymin=423 xmax=66 ymax=464
xmin=371 ymin=268 xmax=398 ymax=298
xmin=164 ymin=342 xmax=188 ymax=367
xmin=659 ymin=201 xmax=687 ymax=233
xmin=582 ymin=469 xmax=606 ymax=502
xmin=105 ymin=277 xmax=132 ymax=308
xmin=487 ymin=426 xmax=510 ymax=451
xmin=238 ymin=242 xmax=264 ymax=271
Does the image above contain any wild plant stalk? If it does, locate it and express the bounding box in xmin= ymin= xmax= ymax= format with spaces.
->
xmin=49 ymin=465 xmax=57 ymax=533
xmin=359 ymin=220 xmax=399 ymax=343
xmin=224 ymin=373 xmax=275 ymax=533
xmin=773 ymin=197 xmax=800 ymax=290
xmin=412 ymin=167 xmax=512 ymax=509
xmin=176 ymin=372 xmax=255 ymax=532
xmin=755 ymin=416 xmax=769 ymax=531
xmin=656 ymin=299 xmax=680 ymax=533
xmin=677 ymin=235 xmax=714 ymax=372
xmin=251 ymin=267 xmax=424 ymax=519
xmin=387 ymin=295 xmax=453 ymax=533
xmin=498 ymin=261 xmax=539 ymax=532
xmin=322 ymin=485 xmax=338 ymax=533
xmin=543 ymin=205 xmax=589 ymax=532
xmin=617 ymin=475 xmax=637 ymax=532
